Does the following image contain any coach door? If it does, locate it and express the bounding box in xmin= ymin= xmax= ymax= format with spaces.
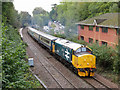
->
xmin=52 ymin=41 xmax=55 ymax=53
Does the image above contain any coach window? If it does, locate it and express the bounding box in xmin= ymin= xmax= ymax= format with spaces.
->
xmin=45 ymin=39 xmax=49 ymax=44
xmin=41 ymin=37 xmax=50 ymax=44
xmin=39 ymin=35 xmax=40 ymax=40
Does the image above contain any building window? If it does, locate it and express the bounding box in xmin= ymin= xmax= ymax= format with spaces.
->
xmin=102 ymin=41 xmax=107 ymax=46
xmin=81 ymin=36 xmax=84 ymax=40
xmin=96 ymin=40 xmax=99 ymax=44
xmin=102 ymin=27 xmax=108 ymax=33
xmin=96 ymin=27 xmax=99 ymax=32
xmin=116 ymin=28 xmax=120 ymax=35
xmin=80 ymin=25 xmax=84 ymax=29
xmin=89 ymin=26 xmax=93 ymax=31
xmin=89 ymin=38 xmax=93 ymax=43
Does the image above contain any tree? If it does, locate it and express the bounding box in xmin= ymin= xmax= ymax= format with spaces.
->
xmin=20 ymin=11 xmax=31 ymax=27
xmin=32 ymin=7 xmax=46 ymax=16
xmin=2 ymin=2 xmax=41 ymax=88
xmin=109 ymin=3 xmax=119 ymax=12
xmin=32 ymin=7 xmax=49 ymax=28
xmin=49 ymin=4 xmax=58 ymax=21
xmin=2 ymin=2 xmax=20 ymax=28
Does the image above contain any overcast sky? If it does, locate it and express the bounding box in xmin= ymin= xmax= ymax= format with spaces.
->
xmin=13 ymin=0 xmax=60 ymax=16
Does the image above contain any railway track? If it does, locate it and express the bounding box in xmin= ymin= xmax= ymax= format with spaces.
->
xmin=31 ymin=46 xmax=75 ymax=88
xmin=94 ymin=74 xmax=119 ymax=89
xmin=82 ymin=75 xmax=119 ymax=90
xmin=22 ymin=28 xmax=119 ymax=89
xmin=83 ymin=77 xmax=108 ymax=89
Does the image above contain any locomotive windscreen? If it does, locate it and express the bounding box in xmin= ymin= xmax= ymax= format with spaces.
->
xmin=74 ymin=47 xmax=92 ymax=56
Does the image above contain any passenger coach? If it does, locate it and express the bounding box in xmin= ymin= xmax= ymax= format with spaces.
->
xmin=27 ymin=27 xmax=57 ymax=51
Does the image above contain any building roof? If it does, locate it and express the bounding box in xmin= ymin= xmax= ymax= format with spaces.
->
xmin=76 ymin=13 xmax=120 ymax=28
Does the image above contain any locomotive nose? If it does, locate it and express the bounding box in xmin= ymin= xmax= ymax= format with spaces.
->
xmin=77 ymin=54 xmax=96 ymax=77
xmin=78 ymin=54 xmax=96 ymax=68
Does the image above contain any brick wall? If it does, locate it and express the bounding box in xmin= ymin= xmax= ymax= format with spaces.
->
xmin=78 ymin=25 xmax=118 ymax=47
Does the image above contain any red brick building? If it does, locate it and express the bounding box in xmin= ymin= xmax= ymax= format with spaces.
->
xmin=77 ymin=13 xmax=120 ymax=47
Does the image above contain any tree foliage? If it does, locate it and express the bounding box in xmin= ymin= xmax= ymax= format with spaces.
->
xmin=2 ymin=22 xmax=40 ymax=88
xmin=2 ymin=2 xmax=41 ymax=88
xmin=33 ymin=7 xmax=46 ymax=15
xmin=50 ymin=5 xmax=58 ymax=21
xmin=49 ymin=2 xmax=120 ymax=37
xmin=50 ymin=2 xmax=120 ymax=25
xmin=32 ymin=14 xmax=49 ymax=27
xmin=2 ymin=2 xmax=20 ymax=28
xmin=19 ymin=11 xmax=32 ymax=27
xmin=32 ymin=7 xmax=49 ymax=27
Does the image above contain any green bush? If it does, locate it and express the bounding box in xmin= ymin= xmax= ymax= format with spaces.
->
xmin=89 ymin=44 xmax=118 ymax=72
xmin=2 ymin=23 xmax=40 ymax=88
xmin=112 ymin=45 xmax=120 ymax=74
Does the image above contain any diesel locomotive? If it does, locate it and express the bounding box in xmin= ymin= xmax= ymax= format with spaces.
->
xmin=27 ymin=27 xmax=96 ymax=77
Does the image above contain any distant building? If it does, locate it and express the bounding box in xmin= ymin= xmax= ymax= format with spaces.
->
xmin=48 ymin=21 xmax=52 ymax=27
xmin=77 ymin=13 xmax=120 ymax=47
xmin=43 ymin=26 xmax=49 ymax=32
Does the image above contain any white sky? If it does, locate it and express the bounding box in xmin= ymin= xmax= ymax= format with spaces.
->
xmin=13 ymin=0 xmax=61 ymax=16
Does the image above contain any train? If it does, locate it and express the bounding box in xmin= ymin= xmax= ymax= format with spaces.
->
xmin=27 ymin=27 xmax=96 ymax=77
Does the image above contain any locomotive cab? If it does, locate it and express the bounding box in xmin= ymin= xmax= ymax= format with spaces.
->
xmin=72 ymin=46 xmax=96 ymax=77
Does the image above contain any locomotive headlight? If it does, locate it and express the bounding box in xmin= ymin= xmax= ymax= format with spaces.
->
xmin=87 ymin=63 xmax=89 ymax=65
